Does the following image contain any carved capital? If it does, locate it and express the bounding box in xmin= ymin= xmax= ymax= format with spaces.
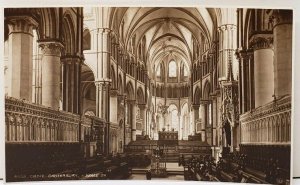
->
xmin=271 ymin=10 xmax=293 ymax=28
xmin=236 ymin=49 xmax=248 ymax=61
xmin=218 ymin=24 xmax=237 ymax=32
xmin=39 ymin=41 xmax=64 ymax=57
xmin=192 ymin=104 xmax=200 ymax=110
xmin=110 ymin=89 xmax=118 ymax=97
xmin=249 ymin=34 xmax=273 ymax=50
xmin=117 ymin=94 xmax=125 ymax=101
xmin=94 ymin=79 xmax=111 ymax=86
xmin=61 ymin=55 xmax=83 ymax=65
xmin=6 ymin=16 xmax=38 ymax=36
xmin=200 ymin=100 xmax=211 ymax=105
xmin=236 ymin=49 xmax=253 ymax=62
xmin=127 ymin=99 xmax=137 ymax=105
xmin=98 ymin=28 xmax=111 ymax=34
xmin=138 ymin=103 xmax=147 ymax=110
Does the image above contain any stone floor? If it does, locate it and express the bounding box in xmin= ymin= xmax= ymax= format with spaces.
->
xmin=132 ymin=162 xmax=183 ymax=171
xmin=130 ymin=162 xmax=184 ymax=180
xmin=128 ymin=174 xmax=184 ymax=180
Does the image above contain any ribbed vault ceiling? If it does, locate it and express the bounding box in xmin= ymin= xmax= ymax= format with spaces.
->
xmin=109 ymin=7 xmax=219 ymax=76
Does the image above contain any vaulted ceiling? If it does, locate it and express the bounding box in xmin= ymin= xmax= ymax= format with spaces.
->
xmin=109 ymin=7 xmax=220 ymax=75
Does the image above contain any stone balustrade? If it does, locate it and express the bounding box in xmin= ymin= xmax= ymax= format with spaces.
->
xmin=5 ymin=96 xmax=94 ymax=142
xmin=240 ymin=95 xmax=291 ymax=144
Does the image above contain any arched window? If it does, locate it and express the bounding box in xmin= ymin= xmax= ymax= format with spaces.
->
xmin=183 ymin=64 xmax=188 ymax=77
xmin=83 ymin=29 xmax=91 ymax=50
xmin=156 ymin=64 xmax=161 ymax=77
xmin=168 ymin=104 xmax=178 ymax=131
xmin=171 ymin=109 xmax=178 ymax=131
xmin=169 ymin=60 xmax=177 ymax=77
xmin=208 ymin=103 xmax=212 ymax=125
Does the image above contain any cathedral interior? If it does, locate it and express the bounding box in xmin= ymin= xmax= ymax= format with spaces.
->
xmin=4 ymin=7 xmax=292 ymax=184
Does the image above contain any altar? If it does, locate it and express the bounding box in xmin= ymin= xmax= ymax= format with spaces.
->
xmin=158 ymin=130 xmax=178 ymax=146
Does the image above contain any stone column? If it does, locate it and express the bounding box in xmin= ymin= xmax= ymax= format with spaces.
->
xmin=178 ymin=113 xmax=181 ymax=138
xmin=146 ymin=108 xmax=150 ymax=136
xmin=39 ymin=41 xmax=64 ymax=109
xmin=32 ymin=38 xmax=43 ymax=104
xmin=109 ymin=89 xmax=118 ymax=124
xmin=124 ymin=97 xmax=130 ymax=145
xmin=199 ymin=102 xmax=206 ymax=142
xmin=250 ymin=35 xmax=274 ymax=107
xmin=96 ymin=28 xmax=111 ymax=81
xmin=218 ymin=24 xmax=237 ymax=81
xmin=94 ymin=27 xmax=111 ymax=154
xmin=192 ymin=104 xmax=200 ymax=134
xmin=236 ymin=50 xmax=251 ymax=113
xmin=139 ymin=104 xmax=147 ymax=135
xmin=130 ymin=101 xmax=137 ymax=141
xmin=212 ymin=97 xmax=217 ymax=146
xmin=6 ymin=16 xmax=38 ymax=101
xmin=61 ymin=56 xmax=82 ymax=113
xmin=95 ymin=81 xmax=110 ymax=121
xmin=272 ymin=10 xmax=293 ymax=97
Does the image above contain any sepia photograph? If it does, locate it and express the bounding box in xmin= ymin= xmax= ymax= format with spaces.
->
xmin=3 ymin=6 xmax=292 ymax=184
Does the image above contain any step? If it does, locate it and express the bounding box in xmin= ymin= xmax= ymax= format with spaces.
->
xmin=132 ymin=169 xmax=184 ymax=176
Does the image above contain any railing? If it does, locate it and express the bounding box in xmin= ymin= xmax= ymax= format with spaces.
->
xmin=5 ymin=96 xmax=98 ymax=143
xmin=240 ymin=95 xmax=291 ymax=144
xmin=124 ymin=144 xmax=211 ymax=154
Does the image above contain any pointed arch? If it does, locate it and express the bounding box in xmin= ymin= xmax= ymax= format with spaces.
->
xmin=126 ymin=81 xmax=135 ymax=100
xmin=62 ymin=12 xmax=76 ymax=55
xmin=83 ymin=29 xmax=91 ymax=50
xmin=118 ymin=74 xmax=123 ymax=94
xmin=110 ymin=65 xmax=116 ymax=89
xmin=168 ymin=60 xmax=177 ymax=77
xmin=203 ymin=80 xmax=211 ymax=100
xmin=194 ymin=86 xmax=201 ymax=104
xmin=137 ymin=87 xmax=144 ymax=104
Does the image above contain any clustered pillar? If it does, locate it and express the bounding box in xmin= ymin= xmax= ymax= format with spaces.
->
xmin=237 ymin=50 xmax=253 ymax=113
xmin=95 ymin=27 xmax=111 ymax=118
xmin=109 ymin=89 xmax=119 ymax=124
xmin=95 ymin=27 xmax=112 ymax=155
xmin=139 ymin=104 xmax=147 ymax=136
xmin=218 ymin=24 xmax=237 ymax=80
xmin=199 ymin=103 xmax=206 ymax=142
xmin=192 ymin=104 xmax=200 ymax=134
xmin=130 ymin=101 xmax=137 ymax=141
xmin=61 ymin=56 xmax=82 ymax=114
